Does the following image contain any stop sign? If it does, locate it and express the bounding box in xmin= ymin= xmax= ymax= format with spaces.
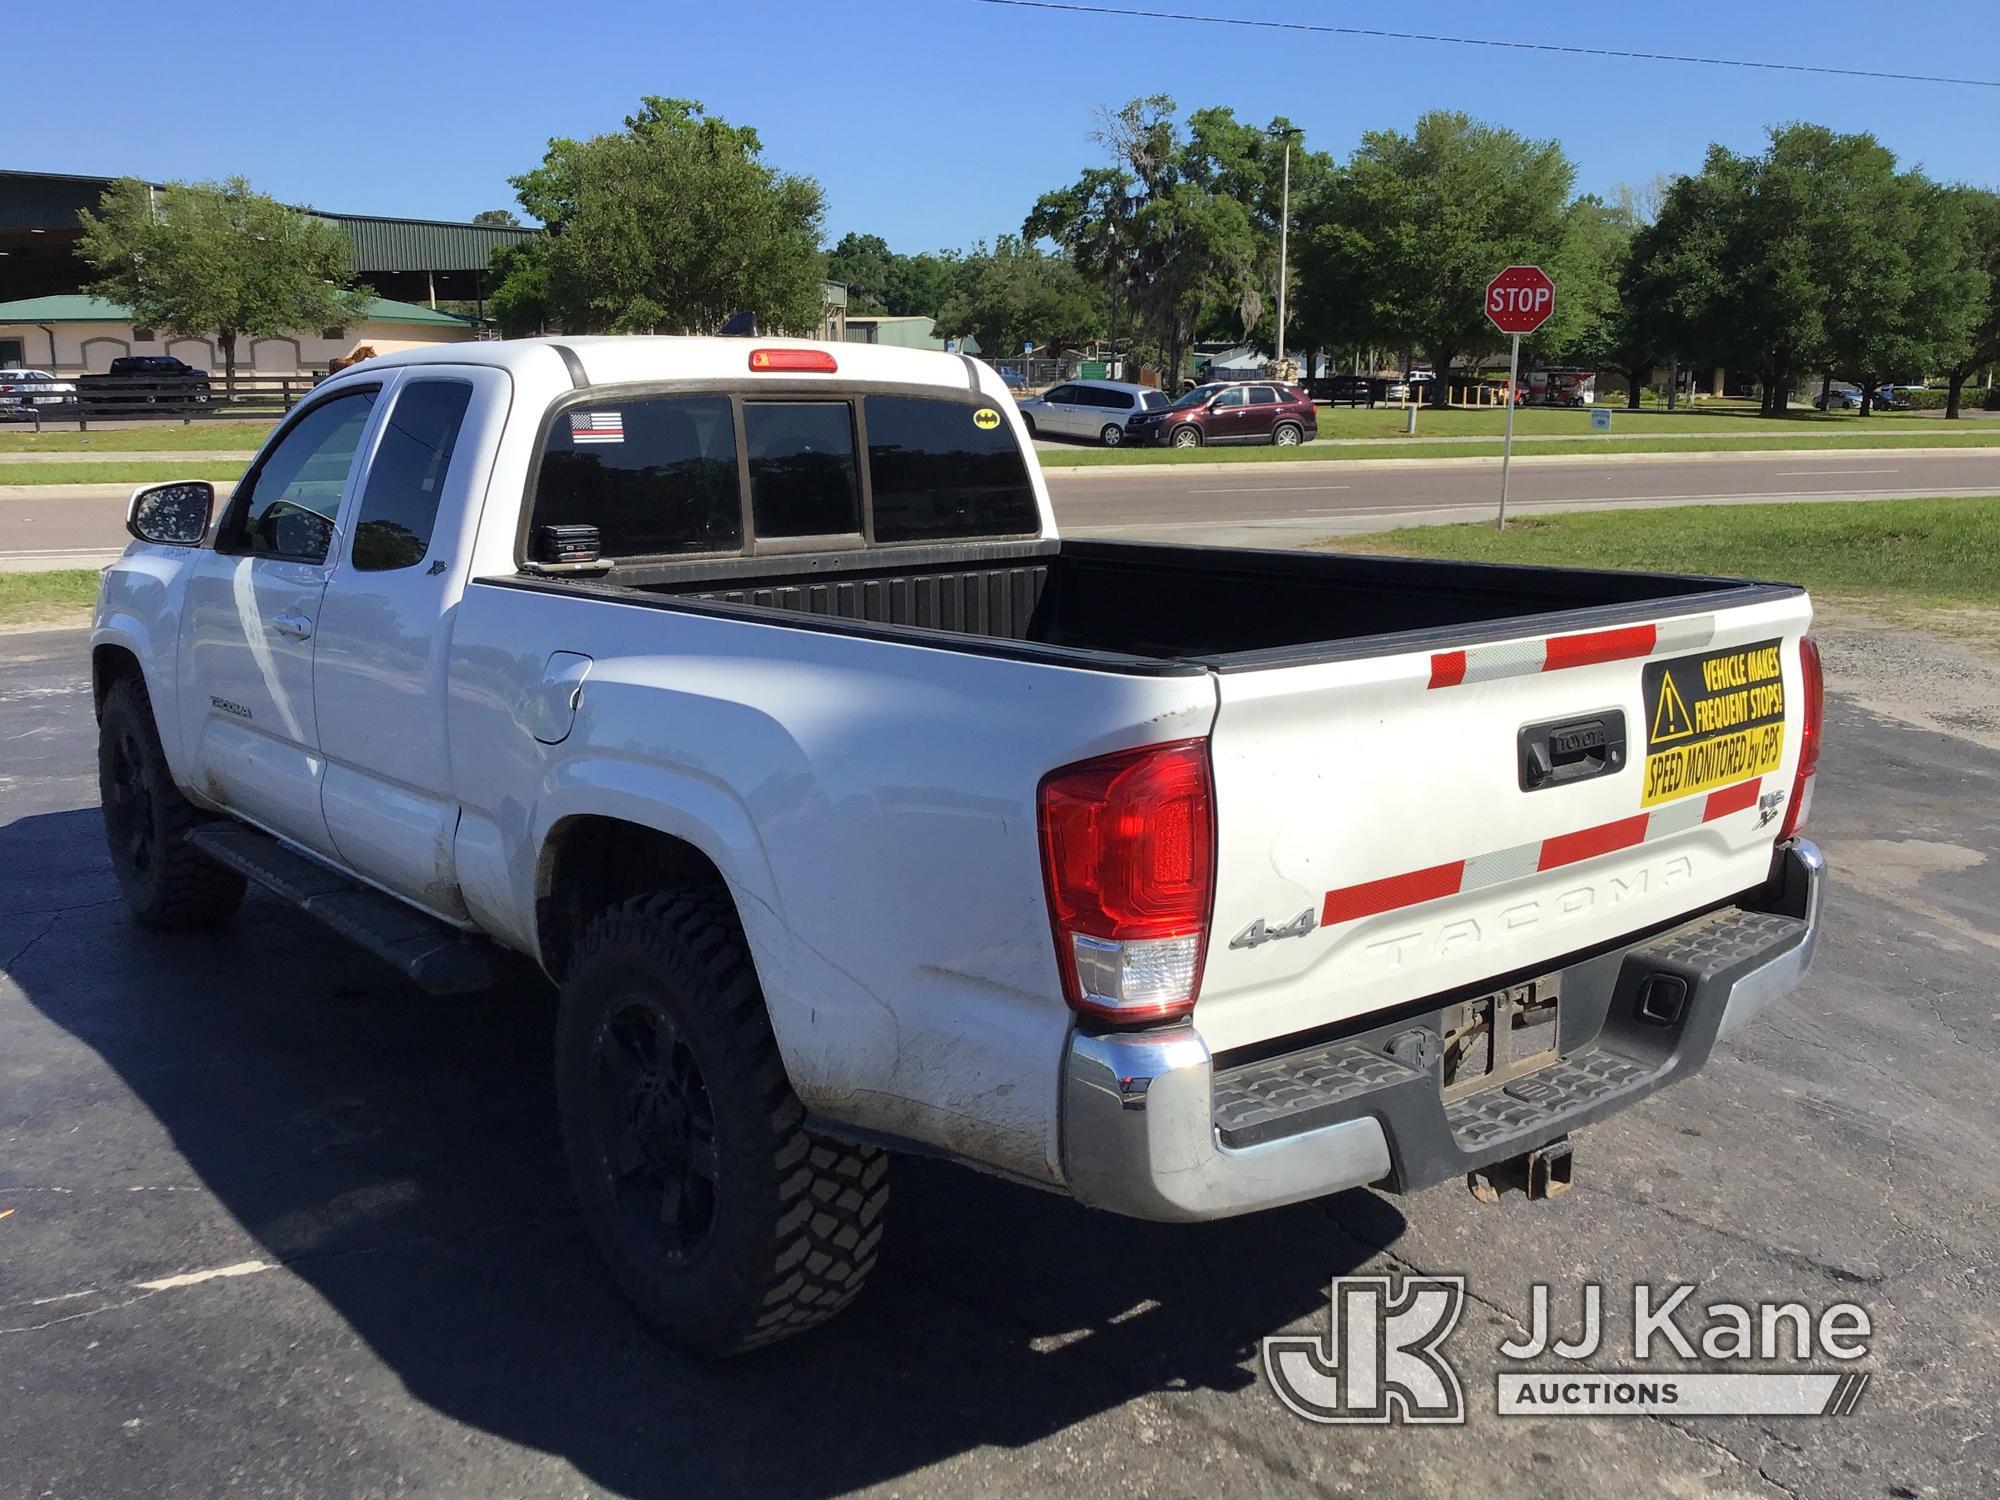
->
xmin=1485 ymin=265 xmax=1555 ymax=336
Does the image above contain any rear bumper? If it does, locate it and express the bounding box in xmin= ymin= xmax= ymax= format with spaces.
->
xmin=1059 ymin=838 xmax=1824 ymax=1222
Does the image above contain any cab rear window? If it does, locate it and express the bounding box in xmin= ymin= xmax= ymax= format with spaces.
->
xmin=864 ymin=394 xmax=1038 ymax=543
xmin=528 ymin=389 xmax=1036 ymax=562
xmin=531 ymin=395 xmax=742 ymax=558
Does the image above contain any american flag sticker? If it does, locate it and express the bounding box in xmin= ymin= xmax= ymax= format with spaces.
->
xmin=570 ymin=410 xmax=624 ymax=445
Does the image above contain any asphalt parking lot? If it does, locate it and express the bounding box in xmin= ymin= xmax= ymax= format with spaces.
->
xmin=2 ymin=621 xmax=1996 ymax=1499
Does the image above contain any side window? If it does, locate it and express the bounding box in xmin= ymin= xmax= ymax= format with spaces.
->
xmin=1249 ymin=386 xmax=1279 ymax=406
xmin=351 ymin=381 xmax=472 ymax=571
xmin=745 ymin=401 xmax=860 ymax=539
xmin=218 ymin=388 xmax=378 ymax=563
xmin=530 ymin=394 xmax=740 ymax=560
xmin=1044 ymin=385 xmax=1076 ymax=404
xmin=865 ymin=394 xmax=1039 ymax=543
xmin=1213 ymin=387 xmax=1249 ymax=408
xmin=1143 ymin=391 xmax=1169 ymax=411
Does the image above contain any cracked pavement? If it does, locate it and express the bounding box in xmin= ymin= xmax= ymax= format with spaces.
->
xmin=1 ymin=622 xmax=1995 ymax=1499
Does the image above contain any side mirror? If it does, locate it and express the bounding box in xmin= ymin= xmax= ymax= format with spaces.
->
xmin=127 ymin=481 xmax=214 ymax=546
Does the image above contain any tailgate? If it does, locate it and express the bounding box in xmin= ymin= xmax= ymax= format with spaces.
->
xmin=1197 ymin=592 xmax=1815 ymax=1055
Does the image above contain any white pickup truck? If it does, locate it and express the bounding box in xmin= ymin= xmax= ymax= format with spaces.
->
xmin=92 ymin=337 xmax=1826 ymax=1355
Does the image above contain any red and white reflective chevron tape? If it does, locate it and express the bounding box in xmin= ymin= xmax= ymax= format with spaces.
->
xmin=1321 ymin=776 xmax=1762 ymax=927
xmin=1428 ymin=614 xmax=1717 ymax=690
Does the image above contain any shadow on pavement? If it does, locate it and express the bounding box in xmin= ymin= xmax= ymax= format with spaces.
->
xmin=1 ymin=806 xmax=1401 ymax=1499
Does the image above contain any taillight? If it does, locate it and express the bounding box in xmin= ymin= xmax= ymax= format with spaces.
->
xmin=749 ymin=347 xmax=838 ymax=373
xmin=1037 ymin=740 xmax=1215 ymax=1024
xmin=1777 ymin=636 xmax=1823 ymax=841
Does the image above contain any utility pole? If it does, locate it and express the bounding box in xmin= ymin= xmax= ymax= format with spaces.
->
xmin=1270 ymin=126 xmax=1303 ymax=372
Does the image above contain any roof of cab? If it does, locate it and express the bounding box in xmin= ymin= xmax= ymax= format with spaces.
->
xmin=349 ymin=335 xmax=991 ymax=395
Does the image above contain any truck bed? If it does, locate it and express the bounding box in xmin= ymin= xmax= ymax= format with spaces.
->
xmin=499 ymin=538 xmax=1792 ymax=672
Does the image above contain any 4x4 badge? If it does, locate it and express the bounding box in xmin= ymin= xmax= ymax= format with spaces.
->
xmin=1231 ymin=908 xmax=1317 ymax=950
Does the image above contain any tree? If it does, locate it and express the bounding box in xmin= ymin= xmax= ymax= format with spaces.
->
xmin=1530 ymin=195 xmax=1633 ymax=385
xmin=935 ymin=237 xmax=1103 ymax=358
xmin=1623 ymin=125 xmax=1985 ymax=417
xmin=486 ymin=239 xmax=552 ymax=337
xmin=1936 ymin=188 xmax=2000 ymax=419
xmin=1028 ymin=97 xmax=1307 ymax=386
xmin=501 ymin=97 xmax=826 ymax=335
xmin=77 ymin=177 xmax=372 ymax=393
xmin=471 ymin=208 xmax=522 ymax=228
xmin=824 ymin=232 xmax=895 ymax=312
xmin=1292 ymin=112 xmax=1577 ymax=404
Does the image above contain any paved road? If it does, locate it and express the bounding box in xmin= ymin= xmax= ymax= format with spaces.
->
xmin=1045 ymin=448 xmax=2000 ymax=546
xmin=4 ymin=449 xmax=1995 ymax=568
xmin=1 ymin=624 xmax=1994 ymax=1498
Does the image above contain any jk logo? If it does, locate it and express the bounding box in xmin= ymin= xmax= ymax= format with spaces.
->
xmin=1263 ymin=1275 xmax=1467 ymax=1424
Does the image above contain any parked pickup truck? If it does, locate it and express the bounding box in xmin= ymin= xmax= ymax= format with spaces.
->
xmin=77 ymin=354 xmax=212 ymax=404
xmin=92 ymin=337 xmax=1826 ymax=1355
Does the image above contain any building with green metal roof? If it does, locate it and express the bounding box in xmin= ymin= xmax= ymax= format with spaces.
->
xmin=0 ymin=169 xmax=534 ymax=308
xmin=0 ymin=291 xmax=478 ymax=377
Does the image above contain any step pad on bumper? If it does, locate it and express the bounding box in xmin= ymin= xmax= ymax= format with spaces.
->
xmin=1212 ymin=1040 xmax=1422 ymax=1148
xmin=1446 ymin=1049 xmax=1652 ymax=1150
xmin=1630 ymin=906 xmax=1806 ymax=980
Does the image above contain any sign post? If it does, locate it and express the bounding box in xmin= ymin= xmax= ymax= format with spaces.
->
xmin=1484 ymin=265 xmax=1556 ymax=530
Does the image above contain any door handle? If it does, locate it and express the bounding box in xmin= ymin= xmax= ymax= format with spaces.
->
xmin=270 ymin=610 xmax=315 ymax=641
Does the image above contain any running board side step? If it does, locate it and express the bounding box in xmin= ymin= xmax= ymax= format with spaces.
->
xmin=186 ymin=823 xmax=495 ymax=994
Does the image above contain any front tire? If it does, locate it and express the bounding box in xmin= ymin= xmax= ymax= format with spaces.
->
xmin=556 ymin=890 xmax=889 ymax=1356
xmin=1170 ymin=424 xmax=1202 ymax=448
xmin=1098 ymin=423 xmax=1124 ymax=447
xmin=98 ymin=675 xmax=246 ymax=930
xmin=1021 ymin=414 xmax=1036 ymax=438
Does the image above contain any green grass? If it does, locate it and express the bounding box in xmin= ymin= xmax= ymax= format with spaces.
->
xmin=0 ymin=569 xmax=101 ymax=629
xmin=1301 ymin=401 xmax=1945 ymax=439
xmin=0 ymin=421 xmax=274 ymax=455
xmin=1336 ymin=495 xmax=2000 ymax=609
xmin=1039 ymin=428 xmax=2000 ymax=466
xmin=0 ymin=460 xmax=245 ymax=487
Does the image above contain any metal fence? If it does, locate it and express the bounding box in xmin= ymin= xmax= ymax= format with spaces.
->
xmin=0 ymin=373 xmax=323 ymax=429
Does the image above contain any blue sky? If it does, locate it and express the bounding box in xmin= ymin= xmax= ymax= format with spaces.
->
xmin=13 ymin=2 xmax=1997 ymax=250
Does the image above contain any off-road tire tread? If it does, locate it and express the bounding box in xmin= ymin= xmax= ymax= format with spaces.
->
xmin=99 ymin=676 xmax=246 ymax=930
xmin=563 ymin=889 xmax=888 ymax=1355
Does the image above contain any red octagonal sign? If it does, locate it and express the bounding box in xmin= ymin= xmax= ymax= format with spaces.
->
xmin=1486 ymin=265 xmax=1555 ymax=336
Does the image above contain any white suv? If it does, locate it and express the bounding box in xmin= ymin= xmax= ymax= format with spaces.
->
xmin=1018 ymin=379 xmax=1169 ymax=446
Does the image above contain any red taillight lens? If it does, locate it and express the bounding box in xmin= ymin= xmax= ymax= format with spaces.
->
xmin=749 ymin=347 xmax=838 ymax=373
xmin=1037 ymin=739 xmax=1215 ymax=1024
xmin=1777 ymin=636 xmax=1823 ymax=841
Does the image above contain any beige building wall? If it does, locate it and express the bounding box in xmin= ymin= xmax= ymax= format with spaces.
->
xmin=0 ymin=319 xmax=478 ymax=376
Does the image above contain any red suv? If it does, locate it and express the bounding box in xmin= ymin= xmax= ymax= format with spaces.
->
xmin=1125 ymin=381 xmax=1319 ymax=448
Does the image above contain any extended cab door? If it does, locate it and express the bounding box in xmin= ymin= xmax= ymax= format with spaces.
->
xmin=311 ymin=366 xmax=507 ymax=917
xmin=179 ymin=383 xmax=383 ymax=855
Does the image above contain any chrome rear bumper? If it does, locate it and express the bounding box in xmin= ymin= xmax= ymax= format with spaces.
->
xmin=1059 ymin=838 xmax=1825 ymax=1222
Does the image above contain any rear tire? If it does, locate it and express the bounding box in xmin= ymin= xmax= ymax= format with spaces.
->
xmin=1272 ymin=422 xmax=1303 ymax=447
xmin=556 ymin=890 xmax=888 ymax=1356
xmin=97 ymin=675 xmax=246 ymax=930
xmin=1171 ymin=425 xmax=1202 ymax=448
xmin=1098 ymin=423 xmax=1124 ymax=447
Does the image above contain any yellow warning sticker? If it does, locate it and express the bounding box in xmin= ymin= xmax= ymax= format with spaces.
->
xmin=1640 ymin=639 xmax=1787 ymax=806
xmin=973 ymin=407 xmax=1001 ymax=430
